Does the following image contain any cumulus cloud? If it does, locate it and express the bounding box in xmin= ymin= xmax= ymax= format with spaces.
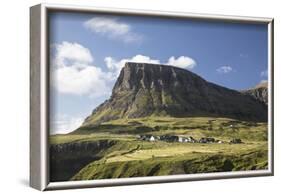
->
xmin=104 ymin=55 xmax=196 ymax=78
xmin=51 ymin=41 xmax=111 ymax=97
xmin=50 ymin=114 xmax=84 ymax=134
xmin=52 ymin=42 xmax=93 ymax=68
xmin=216 ymin=66 xmax=233 ymax=74
xmin=166 ymin=56 xmax=196 ymax=69
xmin=52 ymin=65 xmax=110 ymax=97
xmin=84 ymin=17 xmax=142 ymax=43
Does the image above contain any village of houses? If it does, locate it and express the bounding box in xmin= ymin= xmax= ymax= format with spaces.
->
xmin=137 ymin=134 xmax=243 ymax=144
xmin=132 ymin=118 xmax=246 ymax=144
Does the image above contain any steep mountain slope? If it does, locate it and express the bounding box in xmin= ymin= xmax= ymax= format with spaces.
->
xmin=241 ymin=81 xmax=268 ymax=105
xmin=82 ymin=62 xmax=267 ymax=126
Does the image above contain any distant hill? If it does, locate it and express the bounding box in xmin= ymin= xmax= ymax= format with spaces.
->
xmin=82 ymin=62 xmax=267 ymax=127
xmin=241 ymin=81 xmax=268 ymax=105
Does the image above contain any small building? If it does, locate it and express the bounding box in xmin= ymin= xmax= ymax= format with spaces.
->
xmin=159 ymin=135 xmax=179 ymax=142
xmin=139 ymin=134 xmax=157 ymax=141
xmin=149 ymin=136 xmax=155 ymax=141
xmin=178 ymin=136 xmax=184 ymax=142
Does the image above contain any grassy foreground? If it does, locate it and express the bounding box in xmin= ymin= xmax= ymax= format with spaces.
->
xmin=50 ymin=116 xmax=268 ymax=181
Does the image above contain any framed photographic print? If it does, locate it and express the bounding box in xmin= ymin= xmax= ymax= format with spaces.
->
xmin=30 ymin=3 xmax=274 ymax=191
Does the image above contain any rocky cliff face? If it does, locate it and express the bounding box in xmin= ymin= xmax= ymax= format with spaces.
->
xmin=82 ymin=62 xmax=267 ymax=126
xmin=241 ymin=82 xmax=268 ymax=105
xmin=50 ymin=140 xmax=116 ymax=181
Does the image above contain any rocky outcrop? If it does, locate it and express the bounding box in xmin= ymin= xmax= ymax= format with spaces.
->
xmin=82 ymin=62 xmax=267 ymax=126
xmin=241 ymin=82 xmax=268 ymax=105
xmin=50 ymin=140 xmax=116 ymax=154
xmin=50 ymin=140 xmax=116 ymax=181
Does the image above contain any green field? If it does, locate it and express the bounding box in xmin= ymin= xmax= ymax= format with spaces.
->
xmin=50 ymin=116 xmax=268 ymax=181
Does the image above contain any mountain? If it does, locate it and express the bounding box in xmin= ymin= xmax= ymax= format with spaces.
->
xmin=82 ymin=62 xmax=267 ymax=126
xmin=241 ymin=81 xmax=268 ymax=105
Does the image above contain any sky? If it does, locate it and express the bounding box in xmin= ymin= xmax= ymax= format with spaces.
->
xmin=49 ymin=11 xmax=268 ymax=135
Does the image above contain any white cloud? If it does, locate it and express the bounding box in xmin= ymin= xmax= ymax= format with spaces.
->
xmin=51 ymin=42 xmax=111 ymax=97
xmin=52 ymin=65 xmax=110 ymax=97
xmin=104 ymin=54 xmax=196 ymax=78
xmin=166 ymin=56 xmax=196 ymax=69
xmin=52 ymin=41 xmax=93 ymax=68
xmin=84 ymin=17 xmax=142 ymax=43
xmin=50 ymin=114 xmax=84 ymax=135
xmin=260 ymin=70 xmax=268 ymax=77
xmin=216 ymin=66 xmax=233 ymax=74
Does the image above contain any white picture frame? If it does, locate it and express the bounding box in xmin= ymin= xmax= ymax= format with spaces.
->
xmin=30 ymin=3 xmax=274 ymax=191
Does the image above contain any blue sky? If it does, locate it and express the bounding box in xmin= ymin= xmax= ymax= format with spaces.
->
xmin=49 ymin=11 xmax=268 ymax=134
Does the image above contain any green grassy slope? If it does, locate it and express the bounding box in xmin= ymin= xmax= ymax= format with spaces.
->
xmin=72 ymin=116 xmax=267 ymax=142
xmin=50 ymin=116 xmax=268 ymax=181
xmin=72 ymin=145 xmax=267 ymax=180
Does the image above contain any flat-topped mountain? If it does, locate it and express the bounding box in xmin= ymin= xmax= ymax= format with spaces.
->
xmin=82 ymin=62 xmax=267 ymax=126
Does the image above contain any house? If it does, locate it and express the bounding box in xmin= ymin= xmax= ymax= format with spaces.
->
xmin=139 ymin=134 xmax=156 ymax=141
xmin=178 ymin=136 xmax=184 ymax=142
xmin=149 ymin=136 xmax=156 ymax=141
xmin=159 ymin=135 xmax=179 ymax=142
xmin=158 ymin=135 xmax=197 ymax=143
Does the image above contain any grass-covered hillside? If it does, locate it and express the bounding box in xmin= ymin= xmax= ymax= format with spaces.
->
xmin=50 ymin=116 xmax=268 ymax=181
